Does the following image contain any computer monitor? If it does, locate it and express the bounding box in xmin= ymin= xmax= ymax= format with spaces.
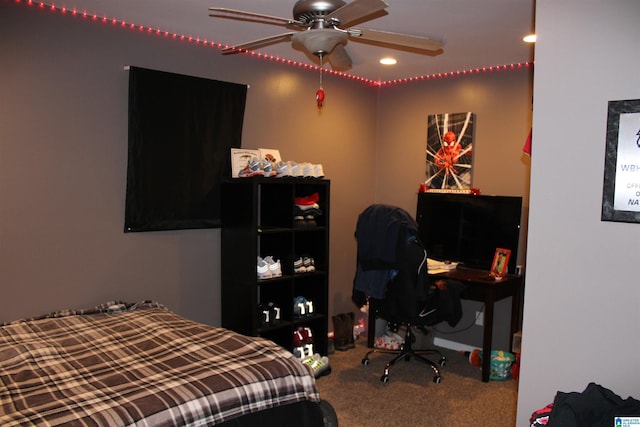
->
xmin=416 ymin=192 xmax=523 ymax=274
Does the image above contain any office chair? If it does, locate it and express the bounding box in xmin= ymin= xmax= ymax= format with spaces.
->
xmin=352 ymin=204 xmax=460 ymax=384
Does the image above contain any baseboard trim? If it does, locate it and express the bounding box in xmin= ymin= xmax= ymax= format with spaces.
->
xmin=433 ymin=337 xmax=480 ymax=353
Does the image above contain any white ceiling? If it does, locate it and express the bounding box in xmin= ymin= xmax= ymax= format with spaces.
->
xmin=51 ymin=0 xmax=535 ymax=82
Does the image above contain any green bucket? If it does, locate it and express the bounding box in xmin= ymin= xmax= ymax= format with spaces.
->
xmin=479 ymin=350 xmax=516 ymax=380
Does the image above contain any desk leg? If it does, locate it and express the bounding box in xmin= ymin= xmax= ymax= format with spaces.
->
xmin=509 ymin=281 xmax=522 ymax=352
xmin=481 ymin=296 xmax=494 ymax=383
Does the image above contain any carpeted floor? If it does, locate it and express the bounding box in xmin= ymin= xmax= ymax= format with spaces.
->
xmin=315 ymin=339 xmax=518 ymax=427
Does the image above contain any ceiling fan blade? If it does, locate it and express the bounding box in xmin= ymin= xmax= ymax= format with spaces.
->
xmin=327 ymin=44 xmax=352 ymax=69
xmin=222 ymin=32 xmax=296 ymax=54
xmin=326 ymin=0 xmax=389 ymax=28
xmin=208 ymin=7 xmax=303 ymax=27
xmin=351 ymin=28 xmax=444 ymax=52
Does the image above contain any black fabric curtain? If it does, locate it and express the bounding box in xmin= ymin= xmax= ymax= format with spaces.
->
xmin=125 ymin=66 xmax=247 ymax=232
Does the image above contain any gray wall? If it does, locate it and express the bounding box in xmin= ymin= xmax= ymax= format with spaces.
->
xmin=1 ymin=0 xmax=533 ymax=389
xmin=516 ymin=1 xmax=640 ymax=425
xmin=376 ymin=70 xmax=533 ymax=351
xmin=0 ymin=2 xmax=377 ymax=324
xmin=1 ymin=2 xmax=531 ymax=331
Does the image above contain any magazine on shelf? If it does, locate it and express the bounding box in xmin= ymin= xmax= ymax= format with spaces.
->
xmin=258 ymin=148 xmax=281 ymax=168
xmin=230 ymin=149 xmax=259 ymax=178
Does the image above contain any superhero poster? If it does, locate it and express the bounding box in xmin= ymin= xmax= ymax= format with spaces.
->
xmin=425 ymin=112 xmax=475 ymax=190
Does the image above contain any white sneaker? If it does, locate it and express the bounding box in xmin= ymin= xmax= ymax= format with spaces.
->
xmin=257 ymin=258 xmax=271 ymax=279
xmin=302 ymin=163 xmax=314 ymax=177
xmin=289 ymin=161 xmax=302 ymax=177
xmin=313 ymin=164 xmax=324 ymax=178
xmin=302 ymin=353 xmax=331 ymax=378
xmin=303 ymin=256 xmax=316 ymax=272
xmin=293 ymin=257 xmax=307 ymax=273
xmin=275 ymin=161 xmax=291 ymax=177
xmin=262 ymin=159 xmax=276 ymax=177
xmin=293 ymin=346 xmax=306 ymax=359
xmin=263 ymin=256 xmax=282 ymax=277
xmin=304 ymin=343 xmax=314 ymax=358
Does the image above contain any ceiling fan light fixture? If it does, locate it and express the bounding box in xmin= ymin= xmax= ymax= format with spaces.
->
xmin=379 ymin=57 xmax=397 ymax=65
xmin=292 ymin=29 xmax=348 ymax=55
xmin=523 ymin=34 xmax=537 ymax=43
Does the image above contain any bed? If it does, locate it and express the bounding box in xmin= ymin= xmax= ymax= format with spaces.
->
xmin=0 ymin=301 xmax=336 ymax=426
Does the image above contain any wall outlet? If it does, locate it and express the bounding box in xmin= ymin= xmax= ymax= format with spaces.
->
xmin=475 ymin=311 xmax=484 ymax=326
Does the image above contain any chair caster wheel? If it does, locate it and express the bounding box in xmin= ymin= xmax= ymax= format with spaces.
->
xmin=380 ymin=374 xmax=389 ymax=383
xmin=439 ymin=357 xmax=447 ymax=367
xmin=433 ymin=375 xmax=442 ymax=384
xmin=361 ymin=358 xmax=369 ymax=366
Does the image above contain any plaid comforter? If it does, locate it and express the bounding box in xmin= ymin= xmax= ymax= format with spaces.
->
xmin=0 ymin=301 xmax=319 ymax=426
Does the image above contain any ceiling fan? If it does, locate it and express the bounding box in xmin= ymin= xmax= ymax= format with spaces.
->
xmin=208 ymin=0 xmax=445 ymax=70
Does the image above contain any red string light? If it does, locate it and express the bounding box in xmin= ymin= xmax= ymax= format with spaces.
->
xmin=17 ymin=1 xmax=533 ymax=87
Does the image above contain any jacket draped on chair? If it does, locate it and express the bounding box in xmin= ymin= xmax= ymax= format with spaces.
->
xmin=352 ymin=204 xmax=463 ymax=328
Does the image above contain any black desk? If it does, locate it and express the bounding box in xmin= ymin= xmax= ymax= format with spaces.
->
xmin=435 ymin=268 xmax=523 ymax=382
xmin=365 ymin=268 xmax=523 ymax=382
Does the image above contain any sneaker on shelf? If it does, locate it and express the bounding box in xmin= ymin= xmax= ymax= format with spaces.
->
xmin=257 ymin=302 xmax=280 ymax=325
xmin=275 ymin=161 xmax=291 ymax=177
xmin=313 ymin=164 xmax=325 ymax=178
xmin=293 ymin=330 xmax=314 ymax=357
xmin=294 ymin=204 xmax=321 ymax=227
xmin=257 ymin=304 xmax=271 ymax=325
xmin=262 ymin=159 xmax=276 ymax=177
xmin=239 ymin=157 xmax=264 ymax=178
xmin=293 ymin=328 xmax=306 ymax=347
xmin=293 ymin=346 xmax=306 ymax=359
xmin=293 ymin=296 xmax=308 ymax=317
xmin=263 ymin=256 xmax=282 ymax=277
xmin=257 ymin=258 xmax=271 ymax=280
xmin=293 ymin=215 xmax=306 ymax=227
xmin=302 ymin=162 xmax=314 ymax=178
xmin=266 ymin=302 xmax=281 ymax=323
xmin=302 ymin=353 xmax=331 ymax=378
xmin=305 ymin=300 xmax=314 ymax=315
xmin=303 ymin=343 xmax=314 ymax=358
xmin=304 ymin=214 xmax=317 ymax=226
xmin=293 ymin=257 xmax=307 ymax=274
xmin=301 ymin=326 xmax=314 ymax=343
xmin=303 ymin=257 xmax=316 ymax=272
xmin=289 ymin=161 xmax=303 ymax=177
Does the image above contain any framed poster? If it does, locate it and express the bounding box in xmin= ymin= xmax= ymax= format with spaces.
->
xmin=602 ymin=99 xmax=640 ymax=223
xmin=425 ymin=112 xmax=475 ymax=190
xmin=490 ymin=248 xmax=511 ymax=278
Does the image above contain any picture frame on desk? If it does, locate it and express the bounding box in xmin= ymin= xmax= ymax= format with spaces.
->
xmin=490 ymin=248 xmax=511 ymax=278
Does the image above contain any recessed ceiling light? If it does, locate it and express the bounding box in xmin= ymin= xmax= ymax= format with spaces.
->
xmin=523 ymin=34 xmax=537 ymax=43
xmin=379 ymin=57 xmax=397 ymax=65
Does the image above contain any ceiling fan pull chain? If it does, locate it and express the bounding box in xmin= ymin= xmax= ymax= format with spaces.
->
xmin=316 ymin=53 xmax=325 ymax=109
